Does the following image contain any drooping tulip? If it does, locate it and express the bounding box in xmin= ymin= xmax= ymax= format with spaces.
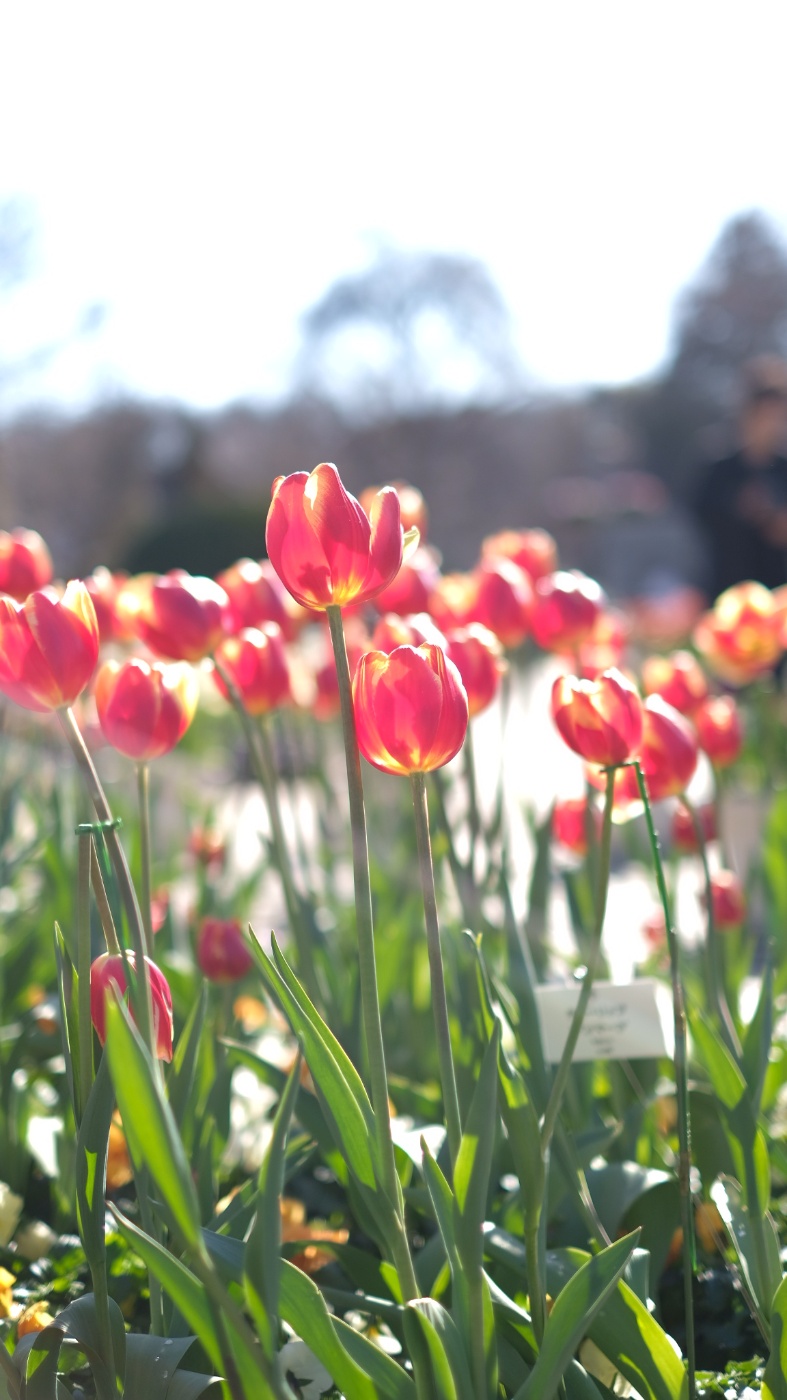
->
xmin=95 ymin=658 xmax=199 ymax=760
xmin=266 ymin=462 xmax=404 ymax=610
xmin=694 ymin=694 xmax=743 ymax=768
xmin=90 ymin=951 xmax=173 ymax=1061
xmin=532 ymin=571 xmax=603 ymax=653
xmin=0 ymin=528 xmax=53 ymax=601
xmin=694 ymin=581 xmax=782 ymax=685
xmin=212 ymin=624 xmax=291 ymax=715
xmin=641 ymin=650 xmax=709 ymax=717
xmin=353 ymin=643 xmax=468 ymax=776
xmin=444 ymin=624 xmax=505 ymax=718
xmin=129 ymin=570 xmax=229 ymax=661
xmin=197 ymin=917 xmax=254 ymax=982
xmin=0 ymin=582 xmax=99 ymax=712
xmin=550 ymin=668 xmax=643 ymax=767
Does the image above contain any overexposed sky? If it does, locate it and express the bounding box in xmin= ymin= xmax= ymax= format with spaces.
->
xmin=2 ymin=0 xmax=787 ymax=414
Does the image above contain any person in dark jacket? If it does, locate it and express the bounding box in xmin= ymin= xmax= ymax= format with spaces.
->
xmin=695 ymin=358 xmax=787 ymax=601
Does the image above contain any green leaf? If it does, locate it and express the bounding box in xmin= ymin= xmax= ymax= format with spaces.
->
xmin=691 ymin=1010 xmax=771 ymax=1219
xmin=764 ymin=1272 xmax=787 ymax=1400
xmin=514 ymin=1232 xmax=640 ymax=1400
xmin=453 ymin=1026 xmax=500 ymax=1274
xmin=711 ymin=1176 xmax=781 ymax=1334
xmin=20 ymin=1295 xmax=127 ymax=1400
xmin=244 ymin=1054 xmax=301 ymax=1358
xmin=123 ymin=1335 xmax=211 ymax=1400
xmin=103 ymin=998 xmax=203 ymax=1250
xmin=75 ymin=1052 xmax=115 ymax=1271
xmin=169 ymin=983 xmax=209 ymax=1129
xmin=406 ymin=1299 xmax=476 ymax=1400
xmin=742 ymin=963 xmax=773 ymax=1116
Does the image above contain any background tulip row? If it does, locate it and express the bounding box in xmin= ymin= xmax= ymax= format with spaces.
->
xmin=1 ymin=476 xmax=787 ymax=1398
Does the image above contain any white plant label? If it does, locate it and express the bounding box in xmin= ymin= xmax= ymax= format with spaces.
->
xmin=535 ymin=979 xmax=673 ymax=1063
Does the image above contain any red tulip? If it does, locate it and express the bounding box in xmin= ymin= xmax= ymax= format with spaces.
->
xmin=371 ymin=613 xmax=447 ymax=653
xmin=694 ymin=581 xmax=782 ymax=685
xmin=197 ymin=917 xmax=254 ymax=982
xmin=641 ymin=650 xmax=709 ymax=717
xmin=467 ymin=559 xmax=533 ymax=650
xmin=707 ymin=870 xmax=746 ymax=929
xmin=550 ymin=668 xmax=643 ymax=766
xmin=481 ymin=527 xmax=558 ymax=582
xmin=0 ymin=581 xmax=99 ymax=712
xmin=95 ymin=658 xmax=199 ymax=760
xmin=360 ymin=479 xmax=428 ymax=540
xmin=0 ymin=528 xmax=53 ymax=601
xmin=216 ymin=558 xmax=305 ymax=640
xmin=83 ymin=567 xmax=132 ymax=643
xmin=428 ymin=572 xmax=477 ymax=633
xmin=552 ymin=797 xmax=600 ymax=857
xmin=444 ymin=624 xmax=505 ymax=717
xmin=353 ymin=644 xmax=468 ymax=776
xmin=371 ymin=546 xmax=441 ymax=616
xmin=635 ymin=695 xmax=699 ymax=802
xmin=577 ymin=609 xmax=629 ymax=679
xmin=90 ymin=951 xmax=173 ymax=1061
xmin=213 ymin=625 xmax=291 ymax=715
xmin=130 ymin=570 xmax=229 ymax=661
xmin=671 ymin=802 xmax=717 ymax=854
xmin=694 ymin=695 xmax=743 ymax=768
xmin=266 ymin=462 xmax=404 ymax=610
xmin=532 ymin=571 xmax=603 ymax=653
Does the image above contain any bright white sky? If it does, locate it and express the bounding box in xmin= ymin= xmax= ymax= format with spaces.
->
xmin=2 ymin=0 xmax=787 ymax=415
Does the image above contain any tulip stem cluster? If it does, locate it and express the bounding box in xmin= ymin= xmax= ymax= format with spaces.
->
xmin=410 ymin=771 xmax=463 ymax=1169
xmin=634 ymin=762 xmax=696 ymax=1400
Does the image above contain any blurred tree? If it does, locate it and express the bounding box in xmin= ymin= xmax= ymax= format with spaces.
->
xmin=294 ymin=246 xmax=524 ymax=417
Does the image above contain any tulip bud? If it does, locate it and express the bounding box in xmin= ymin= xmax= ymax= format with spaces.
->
xmin=90 ymin=952 xmax=173 ymax=1061
xmin=212 ymin=625 xmax=291 ymax=715
xmin=0 ymin=581 xmax=99 ymax=712
xmin=353 ymin=643 xmax=468 ymax=775
xmin=552 ymin=797 xmax=601 ymax=857
xmin=577 ymin=609 xmax=629 ymax=679
xmin=216 ymin=558 xmax=304 ymax=640
xmin=641 ymin=650 xmax=709 ymax=717
xmin=266 ymin=463 xmax=404 ymax=610
xmin=371 ymin=546 xmax=441 ymax=616
xmin=707 ymin=870 xmax=746 ymax=929
xmin=428 ymin=572 xmax=477 ymax=633
xmin=694 ymin=581 xmax=782 ymax=685
xmin=197 ymin=917 xmax=254 ymax=982
xmin=129 ymin=570 xmax=229 ymax=661
xmin=95 ymin=658 xmax=199 ymax=760
xmin=467 ymin=559 xmax=533 ymax=650
xmin=371 ymin=613 xmax=447 ymax=652
xmin=635 ymin=695 xmax=699 ymax=803
xmin=551 ymin=668 xmax=643 ymax=767
xmin=0 ymin=528 xmax=53 ymax=601
xmin=83 ymin=567 xmax=132 ymax=643
xmin=532 ymin=571 xmax=603 ymax=653
xmin=444 ymin=624 xmax=505 ymax=717
xmin=671 ymin=802 xmax=717 ymax=854
xmin=694 ymin=695 xmax=743 ymax=768
xmin=481 ymin=527 xmax=558 ymax=582
xmin=360 ymin=479 xmax=428 ymax=539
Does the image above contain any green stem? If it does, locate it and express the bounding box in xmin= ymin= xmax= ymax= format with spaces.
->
xmin=540 ymin=768 xmax=615 ymax=1155
xmin=431 ymin=769 xmax=484 ymax=929
xmin=90 ymin=843 xmax=122 ymax=956
xmin=634 ymin=762 xmax=696 ymax=1400
xmin=682 ymin=792 xmax=741 ymax=1061
xmin=59 ymin=707 xmax=154 ymax=1057
xmin=136 ymin=762 xmax=154 ymax=957
xmin=326 ymin=604 xmax=418 ymax=1302
xmin=525 ymin=1212 xmax=547 ymax=1345
xmin=411 ymin=771 xmax=463 ymax=1169
xmin=464 ymin=722 xmax=481 ymax=856
xmin=76 ymin=833 xmax=94 ymax=1122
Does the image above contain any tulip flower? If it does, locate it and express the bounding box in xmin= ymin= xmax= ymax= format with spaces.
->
xmin=694 ymin=580 xmax=782 ymax=685
xmin=641 ymin=650 xmax=709 ymax=717
xmin=428 ymin=572 xmax=477 ymax=633
xmin=0 ymin=528 xmax=53 ymax=601
xmin=212 ymin=624 xmax=291 ymax=715
xmin=444 ymin=623 xmax=505 ymax=717
xmin=550 ymin=668 xmax=643 ymax=767
xmin=671 ymin=802 xmax=717 ymax=854
xmin=0 ymin=581 xmax=99 ymax=712
xmin=481 ymin=527 xmax=558 ymax=582
xmin=467 ymin=559 xmax=533 ymax=650
xmin=197 ymin=917 xmax=254 ymax=982
xmin=633 ymin=695 xmax=699 ymax=803
xmin=371 ymin=612 xmax=447 ymax=653
xmin=128 ymin=570 xmax=230 ymax=661
xmin=707 ymin=870 xmax=746 ymax=929
xmin=694 ymin=694 xmax=743 ymax=768
xmin=360 ymin=479 xmax=428 ymax=539
xmin=577 ymin=609 xmax=629 ymax=679
xmin=552 ymin=796 xmax=601 ymax=857
xmin=217 ymin=558 xmax=304 ymax=640
xmin=90 ymin=951 xmax=173 ymax=1060
xmin=371 ymin=546 xmax=441 ymax=616
xmin=532 ymin=571 xmax=603 ymax=653
xmin=353 ymin=643 xmax=468 ymax=775
xmin=95 ymin=658 xmax=199 ymax=760
xmin=83 ymin=567 xmax=132 ymax=643
xmin=266 ymin=462 xmax=404 ymax=610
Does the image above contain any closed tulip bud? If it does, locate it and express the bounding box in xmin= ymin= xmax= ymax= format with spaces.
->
xmin=90 ymin=952 xmax=173 ymax=1061
xmin=360 ymin=479 xmax=428 ymax=539
xmin=671 ymin=802 xmax=717 ymax=854
xmin=641 ymin=650 xmax=709 ymax=717
xmin=213 ymin=624 xmax=291 ymax=715
xmin=481 ymin=527 xmax=558 ymax=582
xmin=83 ymin=567 xmax=131 ymax=643
xmin=552 ymin=797 xmax=601 ymax=857
xmin=468 ymin=559 xmax=533 ymax=650
xmin=266 ymin=462 xmax=404 ymax=610
xmin=353 ymin=643 xmax=468 ymax=776
xmin=551 ymin=668 xmax=643 ymax=767
xmin=372 ymin=613 xmax=447 ymax=653
xmin=635 ymin=695 xmax=699 ymax=802
xmin=694 ymin=581 xmax=782 ymax=685
xmin=216 ymin=558 xmax=304 ymax=640
xmin=197 ymin=917 xmax=254 ymax=982
xmin=95 ymin=658 xmax=199 ymax=760
xmin=707 ymin=870 xmax=746 ymax=929
xmin=694 ymin=694 xmax=743 ymax=768
xmin=130 ymin=570 xmax=229 ymax=661
xmin=0 ymin=581 xmax=99 ymax=712
xmin=371 ymin=546 xmax=441 ymax=616
xmin=532 ymin=571 xmax=603 ymax=653
xmin=0 ymin=528 xmax=53 ymax=601
xmin=444 ymin=624 xmax=505 ymax=717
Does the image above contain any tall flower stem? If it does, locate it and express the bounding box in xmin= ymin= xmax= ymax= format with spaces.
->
xmin=76 ymin=833 xmax=94 ymax=1120
xmin=59 ymin=706 xmax=154 ymax=1057
xmin=136 ymin=762 xmax=154 ymax=957
xmin=634 ymin=762 xmax=696 ymax=1400
xmin=682 ymin=792 xmax=741 ymax=1061
xmin=326 ymin=604 xmax=418 ymax=1302
xmin=411 ymin=771 xmax=463 ymax=1169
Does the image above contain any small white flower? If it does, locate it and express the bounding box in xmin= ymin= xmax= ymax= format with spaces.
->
xmin=279 ymin=1338 xmax=335 ymax=1398
xmin=0 ymin=1183 xmax=23 ymax=1249
xmin=15 ymin=1219 xmax=57 ymax=1261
